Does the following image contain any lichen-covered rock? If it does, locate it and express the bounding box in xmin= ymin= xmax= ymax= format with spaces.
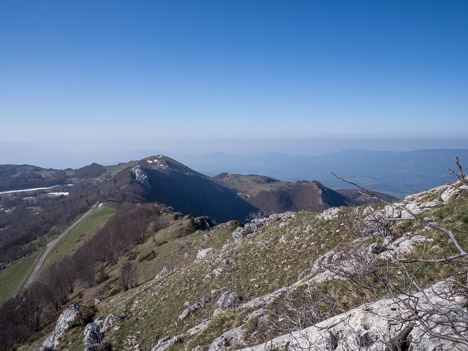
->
xmin=154 ymin=266 xmax=170 ymax=280
xmin=42 ymin=304 xmax=80 ymax=350
xmin=217 ymin=291 xmax=241 ymax=310
xmin=151 ymin=336 xmax=179 ymax=351
xmin=83 ymin=322 xmax=104 ymax=346
xmin=178 ymin=297 xmax=211 ymax=320
xmin=241 ymin=281 xmax=467 ymax=351
xmin=232 ymin=212 xmax=296 ymax=242
xmin=84 ymin=342 xmax=112 ymax=351
xmin=209 ymin=327 xmax=245 ymax=351
xmin=101 ymin=314 xmax=120 ymax=333
xmin=317 ymin=207 xmax=340 ymax=221
xmin=197 ymin=248 xmax=214 ymax=260
xmin=441 ymin=184 xmax=468 ymax=203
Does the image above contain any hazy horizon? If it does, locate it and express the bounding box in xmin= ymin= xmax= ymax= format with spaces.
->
xmin=1 ymin=140 xmax=468 ymax=169
xmin=1 ymin=1 xmax=467 ymax=168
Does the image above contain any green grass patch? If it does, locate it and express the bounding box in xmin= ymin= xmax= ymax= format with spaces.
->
xmin=38 ymin=204 xmax=116 ymax=277
xmin=0 ymin=250 xmax=43 ymax=305
xmin=104 ymin=161 xmax=138 ymax=176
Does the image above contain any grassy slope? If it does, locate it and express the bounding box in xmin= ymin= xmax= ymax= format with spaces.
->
xmin=19 ymin=186 xmax=468 ymax=351
xmin=0 ymin=250 xmax=42 ymax=306
xmin=213 ymin=174 xmax=289 ymax=195
xmin=104 ymin=162 xmax=138 ymax=176
xmin=0 ymin=204 xmax=116 ymax=306
xmin=37 ymin=204 xmax=117 ymax=278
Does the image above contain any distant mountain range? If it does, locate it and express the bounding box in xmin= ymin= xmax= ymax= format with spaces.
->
xmin=176 ymin=149 xmax=468 ymax=197
xmin=106 ymin=155 xmax=391 ymax=221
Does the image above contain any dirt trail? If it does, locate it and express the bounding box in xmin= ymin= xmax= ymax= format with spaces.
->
xmin=22 ymin=203 xmax=98 ymax=290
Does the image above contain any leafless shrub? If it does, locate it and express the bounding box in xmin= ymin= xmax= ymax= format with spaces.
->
xmin=120 ymin=260 xmax=137 ymax=291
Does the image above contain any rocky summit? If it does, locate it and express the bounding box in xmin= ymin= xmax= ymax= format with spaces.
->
xmin=15 ymin=176 xmax=468 ymax=351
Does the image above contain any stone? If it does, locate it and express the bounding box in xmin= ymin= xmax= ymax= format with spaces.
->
xmin=209 ymin=327 xmax=245 ymax=351
xmin=317 ymin=207 xmax=340 ymax=221
xmin=131 ymin=165 xmax=151 ymax=189
xmin=369 ymin=243 xmax=386 ymax=255
xmin=178 ymin=297 xmax=211 ymax=320
xmin=186 ymin=319 xmax=212 ymax=336
xmin=84 ymin=342 xmax=112 ymax=351
xmin=154 ymin=266 xmax=170 ymax=280
xmin=217 ymin=291 xmax=241 ymax=310
xmin=42 ymin=304 xmax=80 ymax=350
xmin=240 ymin=280 xmax=467 ymax=351
xmin=83 ymin=322 xmax=104 ymax=346
xmin=101 ymin=314 xmax=120 ymax=333
xmin=441 ymin=184 xmax=468 ymax=203
xmin=197 ymin=248 xmax=214 ymax=260
xmin=151 ymin=336 xmax=179 ymax=351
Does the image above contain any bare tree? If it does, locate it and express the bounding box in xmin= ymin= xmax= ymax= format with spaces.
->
xmin=120 ymin=260 xmax=137 ymax=291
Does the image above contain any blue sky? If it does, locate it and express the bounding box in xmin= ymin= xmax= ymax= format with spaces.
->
xmin=1 ymin=0 xmax=468 ymax=166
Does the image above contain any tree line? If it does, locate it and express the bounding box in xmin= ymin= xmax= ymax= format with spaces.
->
xmin=0 ymin=202 xmax=168 ymax=350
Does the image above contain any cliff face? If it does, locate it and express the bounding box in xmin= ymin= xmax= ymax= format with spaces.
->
xmin=21 ymin=179 xmax=468 ymax=351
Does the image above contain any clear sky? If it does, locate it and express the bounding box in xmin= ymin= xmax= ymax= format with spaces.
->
xmin=1 ymin=0 xmax=468 ymax=167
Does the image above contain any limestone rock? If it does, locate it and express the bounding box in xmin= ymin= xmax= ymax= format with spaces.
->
xmin=131 ymin=165 xmax=151 ymax=189
xmin=232 ymin=212 xmax=296 ymax=242
xmin=217 ymin=291 xmax=241 ymax=310
xmin=178 ymin=297 xmax=211 ymax=320
xmin=317 ymin=207 xmax=340 ymax=221
xmin=154 ymin=266 xmax=170 ymax=280
xmin=42 ymin=304 xmax=80 ymax=350
xmin=101 ymin=314 xmax=120 ymax=333
xmin=209 ymin=327 xmax=245 ymax=351
xmin=441 ymin=184 xmax=468 ymax=203
xmin=197 ymin=248 xmax=214 ymax=260
xmin=241 ymin=280 xmax=467 ymax=351
xmin=83 ymin=322 xmax=104 ymax=346
xmin=151 ymin=336 xmax=179 ymax=351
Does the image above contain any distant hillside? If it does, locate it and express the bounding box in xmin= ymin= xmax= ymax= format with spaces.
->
xmin=213 ymin=173 xmax=396 ymax=215
xmin=109 ymin=156 xmax=258 ymax=223
xmin=0 ymin=165 xmax=68 ymax=192
xmin=177 ymin=149 xmax=468 ymax=197
xmin=73 ymin=163 xmax=106 ymax=179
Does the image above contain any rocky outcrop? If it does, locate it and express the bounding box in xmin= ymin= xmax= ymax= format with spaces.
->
xmin=131 ymin=165 xmax=151 ymax=189
xmin=83 ymin=322 xmax=104 ymax=347
xmin=209 ymin=327 xmax=245 ymax=351
xmin=101 ymin=314 xmax=120 ymax=333
xmin=41 ymin=304 xmax=80 ymax=350
xmin=232 ymin=212 xmax=296 ymax=242
xmin=217 ymin=291 xmax=241 ymax=310
xmin=317 ymin=207 xmax=340 ymax=221
xmin=381 ymin=182 xmax=468 ymax=220
xmin=241 ymin=280 xmax=468 ymax=351
xmin=154 ymin=265 xmax=170 ymax=280
xmin=197 ymin=248 xmax=214 ymax=260
xmin=441 ymin=184 xmax=468 ymax=203
xmin=82 ymin=314 xmax=118 ymax=351
xmin=179 ymin=297 xmax=211 ymax=320
xmin=151 ymin=336 xmax=179 ymax=351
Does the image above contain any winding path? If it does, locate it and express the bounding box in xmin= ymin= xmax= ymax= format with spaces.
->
xmin=22 ymin=203 xmax=98 ymax=290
